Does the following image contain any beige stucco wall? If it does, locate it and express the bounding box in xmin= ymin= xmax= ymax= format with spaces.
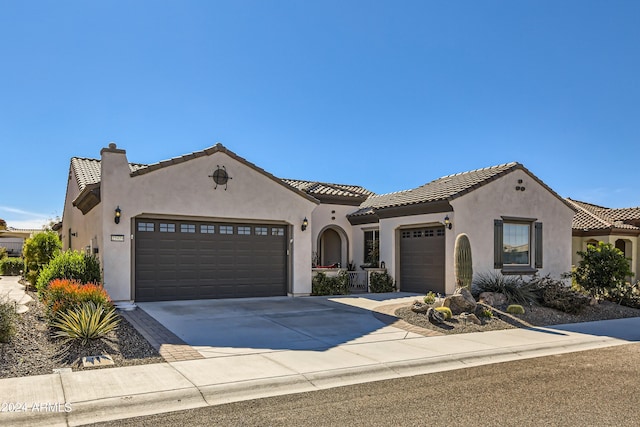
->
xmin=379 ymin=213 xmax=454 ymax=293
xmin=311 ymin=203 xmax=355 ymax=267
xmin=77 ymin=145 xmax=317 ymax=302
xmin=370 ymin=168 xmax=574 ymax=295
xmin=61 ymin=169 xmax=103 ymax=257
xmin=451 ymin=169 xmax=575 ymax=286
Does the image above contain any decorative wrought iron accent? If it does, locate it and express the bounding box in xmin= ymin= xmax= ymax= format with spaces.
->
xmin=209 ymin=165 xmax=232 ymax=190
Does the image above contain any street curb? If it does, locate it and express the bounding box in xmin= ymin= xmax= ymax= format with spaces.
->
xmin=1 ymin=334 xmax=632 ymax=426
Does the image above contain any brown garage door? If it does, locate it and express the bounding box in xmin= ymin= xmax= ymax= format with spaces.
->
xmin=135 ymin=219 xmax=287 ymax=301
xmin=399 ymin=226 xmax=445 ymax=294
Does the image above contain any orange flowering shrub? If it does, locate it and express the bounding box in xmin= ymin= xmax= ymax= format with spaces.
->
xmin=43 ymin=279 xmax=113 ymax=320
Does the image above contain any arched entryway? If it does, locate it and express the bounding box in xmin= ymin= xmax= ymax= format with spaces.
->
xmin=615 ymin=238 xmax=631 ymax=258
xmin=317 ymin=226 xmax=348 ymax=268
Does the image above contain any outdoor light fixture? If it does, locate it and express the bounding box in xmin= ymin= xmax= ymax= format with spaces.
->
xmin=444 ymin=215 xmax=452 ymax=230
xmin=301 ymin=217 xmax=308 ymax=231
xmin=115 ymin=206 xmax=122 ymax=224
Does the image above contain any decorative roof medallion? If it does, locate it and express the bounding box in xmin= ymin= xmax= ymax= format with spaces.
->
xmin=209 ymin=165 xmax=232 ymax=190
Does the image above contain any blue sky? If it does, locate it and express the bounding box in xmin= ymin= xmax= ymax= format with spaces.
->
xmin=1 ymin=1 xmax=638 ymax=229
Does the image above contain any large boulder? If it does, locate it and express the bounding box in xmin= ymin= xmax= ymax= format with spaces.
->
xmin=427 ymin=307 xmax=446 ymax=324
xmin=444 ymin=287 xmax=477 ymax=315
xmin=478 ymin=292 xmax=507 ymax=307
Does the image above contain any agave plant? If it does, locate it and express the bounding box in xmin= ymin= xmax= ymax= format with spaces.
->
xmin=51 ymin=301 xmax=120 ymax=345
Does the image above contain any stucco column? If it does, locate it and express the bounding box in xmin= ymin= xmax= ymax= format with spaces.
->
xmin=100 ymin=143 xmax=133 ymax=302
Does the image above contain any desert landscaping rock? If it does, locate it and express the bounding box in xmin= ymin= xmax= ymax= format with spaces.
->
xmin=478 ymin=292 xmax=507 ymax=306
xmin=397 ymin=299 xmax=640 ymax=336
xmin=427 ymin=307 xmax=445 ymax=324
xmin=0 ymin=290 xmax=164 ymax=379
xmin=443 ymin=287 xmax=477 ymax=315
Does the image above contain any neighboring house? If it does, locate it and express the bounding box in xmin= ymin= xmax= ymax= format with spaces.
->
xmin=0 ymin=227 xmax=41 ymax=257
xmin=567 ymin=198 xmax=640 ymax=277
xmin=61 ymin=143 xmax=575 ymax=305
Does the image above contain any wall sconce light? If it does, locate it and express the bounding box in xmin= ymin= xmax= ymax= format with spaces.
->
xmin=301 ymin=217 xmax=308 ymax=231
xmin=444 ymin=215 xmax=452 ymax=230
xmin=70 ymin=232 xmax=77 ymax=237
xmin=115 ymin=206 xmax=122 ymax=224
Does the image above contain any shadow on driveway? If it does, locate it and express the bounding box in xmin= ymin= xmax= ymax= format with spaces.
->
xmin=137 ymin=293 xmax=421 ymax=354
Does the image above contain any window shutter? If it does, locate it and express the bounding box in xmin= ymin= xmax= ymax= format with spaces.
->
xmin=535 ymin=222 xmax=543 ymax=268
xmin=494 ymin=219 xmax=503 ymax=269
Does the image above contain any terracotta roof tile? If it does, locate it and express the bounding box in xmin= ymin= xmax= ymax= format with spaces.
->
xmin=281 ymin=179 xmax=374 ymax=199
xmin=359 ymin=162 xmax=520 ymax=210
xmin=566 ymin=198 xmax=640 ymax=232
xmin=71 ymin=157 xmax=145 ymax=191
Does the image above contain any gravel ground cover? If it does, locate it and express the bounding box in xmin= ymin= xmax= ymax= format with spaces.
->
xmin=396 ymin=300 xmax=640 ymax=335
xmin=0 ymin=290 xmax=164 ymax=379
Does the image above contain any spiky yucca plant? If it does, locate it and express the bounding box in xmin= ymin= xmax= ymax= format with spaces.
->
xmin=52 ymin=302 xmax=120 ymax=345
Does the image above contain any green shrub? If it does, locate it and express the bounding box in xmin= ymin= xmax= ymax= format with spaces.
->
xmin=573 ymin=242 xmax=634 ymax=299
xmin=506 ymin=304 xmax=525 ymax=315
xmin=311 ymin=271 xmax=350 ymax=296
xmin=23 ymin=231 xmax=61 ymax=287
xmin=479 ymin=307 xmax=494 ymax=319
xmin=0 ymin=257 xmax=24 ymax=275
xmin=423 ymin=291 xmax=437 ymax=305
xmin=42 ymin=278 xmax=113 ymax=320
xmin=51 ymin=301 xmax=120 ymax=345
xmin=472 ymin=271 xmax=538 ymax=306
xmin=0 ymin=247 xmax=7 ymax=260
xmin=369 ymin=271 xmax=395 ymax=293
xmin=0 ymin=296 xmax=17 ymax=343
xmin=435 ymin=306 xmax=452 ymax=320
xmin=36 ymin=250 xmax=101 ymax=294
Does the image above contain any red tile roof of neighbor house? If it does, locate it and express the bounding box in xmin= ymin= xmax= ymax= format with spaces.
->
xmin=566 ymin=198 xmax=640 ymax=233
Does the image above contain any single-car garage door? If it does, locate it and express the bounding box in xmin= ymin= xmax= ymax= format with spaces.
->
xmin=399 ymin=226 xmax=445 ymax=294
xmin=135 ymin=219 xmax=288 ymax=301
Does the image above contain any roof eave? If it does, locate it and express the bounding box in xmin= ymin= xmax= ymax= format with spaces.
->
xmin=72 ymin=183 xmax=101 ymax=215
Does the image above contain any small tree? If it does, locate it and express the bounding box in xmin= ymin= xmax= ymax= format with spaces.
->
xmin=573 ymin=242 xmax=633 ymax=298
xmin=22 ymin=231 xmax=61 ymax=287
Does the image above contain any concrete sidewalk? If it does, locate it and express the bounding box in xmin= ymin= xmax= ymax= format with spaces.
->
xmin=0 ymin=275 xmax=32 ymax=314
xmin=2 ymin=311 xmax=639 ymax=426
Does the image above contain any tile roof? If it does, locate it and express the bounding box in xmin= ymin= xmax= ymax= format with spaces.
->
xmin=281 ymin=179 xmax=374 ymax=199
xmin=566 ymin=198 xmax=640 ymax=232
xmin=606 ymin=207 xmax=640 ymax=221
xmin=354 ymin=162 xmax=521 ymax=214
xmin=69 ymin=144 xmax=320 ymax=206
xmin=70 ymin=157 xmax=145 ymax=192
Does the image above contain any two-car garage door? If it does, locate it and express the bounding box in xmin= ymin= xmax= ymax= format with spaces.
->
xmin=135 ymin=219 xmax=288 ymax=301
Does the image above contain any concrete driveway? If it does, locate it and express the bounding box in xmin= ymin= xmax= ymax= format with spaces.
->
xmin=137 ymin=293 xmax=422 ymax=358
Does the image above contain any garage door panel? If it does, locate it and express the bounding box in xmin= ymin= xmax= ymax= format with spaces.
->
xmin=400 ymin=227 xmax=445 ymax=294
xmin=135 ymin=219 xmax=287 ymax=301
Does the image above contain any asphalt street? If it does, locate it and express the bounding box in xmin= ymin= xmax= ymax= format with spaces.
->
xmin=88 ymin=342 xmax=640 ymax=427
